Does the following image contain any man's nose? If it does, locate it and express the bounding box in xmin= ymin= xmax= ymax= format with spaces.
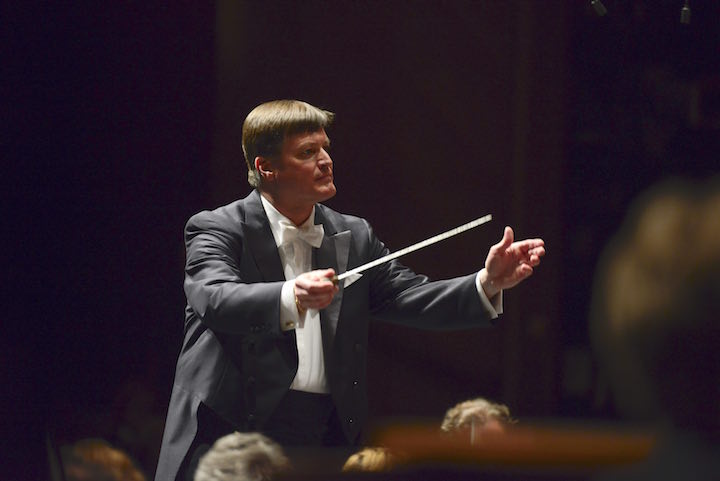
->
xmin=319 ymin=148 xmax=332 ymax=167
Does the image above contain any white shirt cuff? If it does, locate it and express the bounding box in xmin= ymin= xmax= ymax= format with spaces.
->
xmin=280 ymin=280 xmax=302 ymax=331
xmin=475 ymin=271 xmax=503 ymax=319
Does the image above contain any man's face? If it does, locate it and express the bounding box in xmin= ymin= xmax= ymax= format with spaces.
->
xmin=271 ymin=128 xmax=336 ymax=206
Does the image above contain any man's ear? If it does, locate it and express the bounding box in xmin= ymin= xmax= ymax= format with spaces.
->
xmin=255 ymin=156 xmax=275 ymax=180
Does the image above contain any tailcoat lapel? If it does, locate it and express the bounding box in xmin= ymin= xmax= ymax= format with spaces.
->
xmin=241 ymin=191 xmax=285 ymax=283
xmin=314 ymin=206 xmax=351 ymax=353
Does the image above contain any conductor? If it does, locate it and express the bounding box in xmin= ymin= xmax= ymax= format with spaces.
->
xmin=155 ymin=99 xmax=546 ymax=481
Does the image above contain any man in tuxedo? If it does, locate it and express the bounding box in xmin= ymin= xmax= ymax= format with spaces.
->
xmin=155 ymin=100 xmax=546 ymax=481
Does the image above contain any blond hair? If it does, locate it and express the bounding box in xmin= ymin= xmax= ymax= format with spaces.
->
xmin=342 ymin=447 xmax=397 ymax=472
xmin=242 ymin=100 xmax=334 ymax=187
xmin=441 ymin=397 xmax=514 ymax=433
xmin=194 ymin=432 xmax=289 ymax=481
xmin=62 ymin=438 xmax=146 ymax=481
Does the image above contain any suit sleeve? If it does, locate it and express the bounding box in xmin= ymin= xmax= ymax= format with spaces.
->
xmin=363 ymin=220 xmax=496 ymax=329
xmin=183 ymin=212 xmax=284 ymax=335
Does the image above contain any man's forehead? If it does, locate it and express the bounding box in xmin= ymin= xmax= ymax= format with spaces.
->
xmin=285 ymin=129 xmax=329 ymax=146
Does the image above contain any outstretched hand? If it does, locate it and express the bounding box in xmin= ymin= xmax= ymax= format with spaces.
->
xmin=480 ymin=226 xmax=545 ymax=299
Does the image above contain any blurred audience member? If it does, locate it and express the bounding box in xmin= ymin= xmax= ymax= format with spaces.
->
xmin=342 ymin=446 xmax=397 ymax=473
xmin=111 ymin=351 xmax=168 ymax=474
xmin=60 ymin=438 xmax=146 ymax=481
xmin=590 ymin=177 xmax=720 ymax=480
xmin=441 ymin=397 xmax=515 ymax=442
xmin=194 ymin=432 xmax=289 ymax=481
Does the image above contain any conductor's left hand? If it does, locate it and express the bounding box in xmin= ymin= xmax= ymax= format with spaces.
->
xmin=479 ymin=226 xmax=545 ymax=299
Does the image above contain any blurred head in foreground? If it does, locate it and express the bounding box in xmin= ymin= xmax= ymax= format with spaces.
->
xmin=194 ymin=432 xmax=289 ymax=481
xmin=61 ymin=438 xmax=146 ymax=481
xmin=342 ymin=447 xmax=397 ymax=473
xmin=591 ymin=177 xmax=720 ymax=435
xmin=441 ymin=397 xmax=515 ymax=436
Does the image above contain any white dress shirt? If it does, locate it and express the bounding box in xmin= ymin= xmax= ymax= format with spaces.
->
xmin=261 ymin=195 xmax=329 ymax=393
xmin=260 ymin=195 xmax=503 ymax=394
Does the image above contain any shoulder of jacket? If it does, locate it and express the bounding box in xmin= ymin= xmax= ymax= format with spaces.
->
xmin=185 ymin=198 xmax=247 ymax=231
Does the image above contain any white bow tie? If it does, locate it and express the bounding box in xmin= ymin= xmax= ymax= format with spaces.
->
xmin=278 ymin=221 xmax=324 ymax=248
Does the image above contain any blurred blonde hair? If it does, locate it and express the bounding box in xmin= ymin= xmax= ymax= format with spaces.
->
xmin=194 ymin=432 xmax=289 ymax=481
xmin=342 ymin=447 xmax=397 ymax=472
xmin=62 ymin=438 xmax=146 ymax=481
xmin=441 ymin=397 xmax=514 ymax=433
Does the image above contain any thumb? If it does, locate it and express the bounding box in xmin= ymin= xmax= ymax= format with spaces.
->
xmin=497 ymin=226 xmax=514 ymax=249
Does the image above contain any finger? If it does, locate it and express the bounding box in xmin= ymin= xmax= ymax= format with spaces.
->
xmin=297 ymin=283 xmax=338 ymax=305
xmin=320 ymin=268 xmax=336 ymax=279
xmin=513 ymin=238 xmax=544 ymax=252
xmin=522 ymin=247 xmax=543 ymax=262
xmin=295 ymin=274 xmax=335 ymax=291
xmin=308 ymin=277 xmax=339 ymax=291
xmin=508 ymin=242 xmax=544 ymax=263
xmin=491 ymin=226 xmax=514 ymax=253
xmin=305 ymin=270 xmax=337 ymax=289
xmin=527 ymin=254 xmax=541 ymax=267
xmin=516 ymin=239 xmax=545 ymax=249
xmin=517 ymin=263 xmax=534 ymax=279
xmin=501 ymin=226 xmax=514 ymax=248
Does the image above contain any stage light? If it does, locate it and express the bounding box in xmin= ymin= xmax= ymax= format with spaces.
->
xmin=591 ymin=0 xmax=607 ymax=16
xmin=680 ymin=0 xmax=691 ymax=24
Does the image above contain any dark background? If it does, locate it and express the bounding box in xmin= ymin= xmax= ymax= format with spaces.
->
xmin=4 ymin=1 xmax=719 ymax=478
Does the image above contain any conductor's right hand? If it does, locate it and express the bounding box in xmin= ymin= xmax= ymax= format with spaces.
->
xmin=293 ymin=268 xmax=339 ymax=312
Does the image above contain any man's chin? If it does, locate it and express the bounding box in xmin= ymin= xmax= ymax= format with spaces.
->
xmin=317 ymin=184 xmax=337 ymax=202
